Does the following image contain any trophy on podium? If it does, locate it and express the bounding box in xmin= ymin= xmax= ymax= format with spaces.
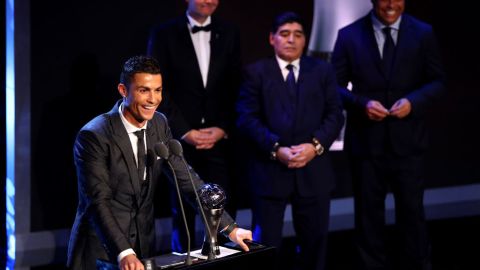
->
xmin=198 ymin=183 xmax=227 ymax=259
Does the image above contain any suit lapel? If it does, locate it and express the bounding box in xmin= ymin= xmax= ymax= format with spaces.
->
xmin=390 ymin=16 xmax=411 ymax=84
xmin=177 ymin=17 xmax=205 ymax=90
xmin=109 ymin=102 xmax=142 ymax=204
xmin=363 ymin=16 xmax=385 ymax=77
xmin=295 ymin=57 xmax=309 ymax=121
xmin=267 ymin=58 xmax=296 ymax=129
xmin=206 ymin=19 xmax=221 ymax=91
xmin=140 ymin=122 xmax=158 ymax=208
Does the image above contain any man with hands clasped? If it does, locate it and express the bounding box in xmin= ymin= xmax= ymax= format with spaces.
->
xmin=236 ymin=12 xmax=344 ymax=270
xmin=332 ymin=0 xmax=446 ymax=269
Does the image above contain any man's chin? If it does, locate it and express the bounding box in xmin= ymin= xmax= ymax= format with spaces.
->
xmin=142 ymin=114 xmax=155 ymax=121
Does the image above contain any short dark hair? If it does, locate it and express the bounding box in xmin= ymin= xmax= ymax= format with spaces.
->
xmin=270 ymin=12 xmax=305 ymax=34
xmin=119 ymin=55 xmax=161 ymax=86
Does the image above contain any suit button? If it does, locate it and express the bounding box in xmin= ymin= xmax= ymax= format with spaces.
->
xmin=130 ymin=233 xmax=136 ymax=238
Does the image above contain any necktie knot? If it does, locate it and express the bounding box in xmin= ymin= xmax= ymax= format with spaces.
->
xmin=134 ymin=129 xmax=145 ymax=141
xmin=382 ymin=26 xmax=392 ymax=37
xmin=191 ymin=24 xmax=212 ymax=33
xmin=286 ymin=64 xmax=294 ymax=72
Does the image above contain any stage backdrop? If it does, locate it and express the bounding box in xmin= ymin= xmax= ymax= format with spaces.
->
xmin=27 ymin=0 xmax=480 ymax=233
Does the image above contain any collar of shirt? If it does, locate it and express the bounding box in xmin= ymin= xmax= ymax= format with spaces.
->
xmin=371 ymin=11 xmax=401 ymax=44
xmin=186 ymin=13 xmax=212 ymax=32
xmin=119 ymin=103 xmax=147 ymax=134
xmin=371 ymin=10 xmax=401 ymax=32
xmin=119 ymin=103 xmax=147 ymax=169
xmin=371 ymin=11 xmax=401 ymax=57
xmin=275 ymin=56 xmax=300 ymax=82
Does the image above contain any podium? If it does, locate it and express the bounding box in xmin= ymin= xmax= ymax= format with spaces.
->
xmin=97 ymin=244 xmax=276 ymax=270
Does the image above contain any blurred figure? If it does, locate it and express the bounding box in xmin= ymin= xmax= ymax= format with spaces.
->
xmin=236 ymin=12 xmax=344 ymax=270
xmin=332 ymin=0 xmax=446 ymax=269
xmin=147 ymin=0 xmax=242 ymax=252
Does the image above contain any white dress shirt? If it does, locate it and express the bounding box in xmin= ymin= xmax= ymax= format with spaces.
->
xmin=187 ymin=14 xmax=212 ymax=88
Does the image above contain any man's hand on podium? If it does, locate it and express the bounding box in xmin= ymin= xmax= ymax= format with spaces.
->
xmin=228 ymin=228 xmax=253 ymax=252
xmin=119 ymin=254 xmax=144 ymax=270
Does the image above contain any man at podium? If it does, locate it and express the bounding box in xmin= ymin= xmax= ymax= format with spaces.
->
xmin=66 ymin=56 xmax=252 ymax=270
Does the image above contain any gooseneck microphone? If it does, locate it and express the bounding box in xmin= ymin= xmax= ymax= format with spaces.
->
xmin=153 ymin=142 xmax=192 ymax=266
xmin=168 ymin=139 xmax=216 ymax=260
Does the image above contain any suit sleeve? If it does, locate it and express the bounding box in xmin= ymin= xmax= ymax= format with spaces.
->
xmin=332 ymin=29 xmax=371 ymax=110
xmin=404 ymin=26 xmax=446 ymax=116
xmin=218 ymin=25 xmax=243 ymax=135
xmin=74 ymin=129 xmax=131 ymax=258
xmin=312 ymin=64 xmax=345 ymax=148
xmin=236 ymin=65 xmax=280 ymax=154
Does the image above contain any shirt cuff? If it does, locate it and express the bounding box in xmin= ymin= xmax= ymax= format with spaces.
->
xmin=181 ymin=131 xmax=190 ymax=140
xmin=118 ymin=248 xmax=136 ymax=264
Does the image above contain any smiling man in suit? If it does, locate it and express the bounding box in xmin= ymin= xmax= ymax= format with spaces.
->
xmin=236 ymin=12 xmax=344 ymax=270
xmin=66 ymin=56 xmax=251 ymax=270
xmin=147 ymin=0 xmax=241 ymax=253
xmin=331 ymin=0 xmax=446 ymax=269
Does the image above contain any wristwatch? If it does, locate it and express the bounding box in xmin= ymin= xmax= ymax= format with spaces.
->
xmin=221 ymin=222 xmax=238 ymax=238
xmin=312 ymin=137 xmax=324 ymax=156
xmin=270 ymin=142 xmax=280 ymax=160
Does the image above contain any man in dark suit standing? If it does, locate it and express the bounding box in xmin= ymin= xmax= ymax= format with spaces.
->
xmin=66 ymin=56 xmax=251 ymax=270
xmin=332 ymin=1 xmax=445 ymax=269
xmin=236 ymin=12 xmax=344 ymax=270
xmin=147 ymin=0 xmax=241 ymax=252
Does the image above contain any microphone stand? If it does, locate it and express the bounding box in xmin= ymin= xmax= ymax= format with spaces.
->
xmin=154 ymin=142 xmax=192 ymax=265
xmin=168 ymin=139 xmax=217 ymax=260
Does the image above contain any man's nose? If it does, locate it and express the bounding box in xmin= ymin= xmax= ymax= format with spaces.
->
xmin=288 ymin=34 xmax=295 ymax=43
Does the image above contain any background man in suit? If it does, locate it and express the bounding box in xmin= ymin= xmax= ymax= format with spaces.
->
xmin=66 ymin=56 xmax=251 ymax=270
xmin=147 ymin=0 xmax=241 ymax=252
xmin=331 ymin=0 xmax=445 ymax=269
xmin=236 ymin=12 xmax=344 ymax=270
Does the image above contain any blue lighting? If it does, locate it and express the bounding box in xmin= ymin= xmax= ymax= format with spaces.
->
xmin=6 ymin=0 xmax=16 ymax=269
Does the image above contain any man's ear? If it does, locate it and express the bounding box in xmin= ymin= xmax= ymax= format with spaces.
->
xmin=269 ymin=33 xmax=275 ymax=46
xmin=118 ymin=83 xmax=128 ymax=97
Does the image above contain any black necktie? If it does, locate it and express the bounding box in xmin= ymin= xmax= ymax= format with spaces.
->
xmin=191 ymin=24 xmax=212 ymax=33
xmin=382 ymin=27 xmax=395 ymax=76
xmin=286 ymin=64 xmax=297 ymax=97
xmin=134 ymin=130 xmax=146 ymax=181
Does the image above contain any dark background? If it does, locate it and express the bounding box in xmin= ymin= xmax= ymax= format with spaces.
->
xmin=28 ymin=0 xmax=480 ymax=232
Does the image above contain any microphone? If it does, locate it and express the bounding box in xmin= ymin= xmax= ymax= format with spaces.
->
xmin=147 ymin=149 xmax=156 ymax=168
xmin=153 ymin=142 xmax=192 ymax=266
xmin=168 ymin=139 xmax=216 ymax=260
xmin=153 ymin=142 xmax=169 ymax=160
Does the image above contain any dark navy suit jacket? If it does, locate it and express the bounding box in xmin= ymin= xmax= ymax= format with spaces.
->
xmin=332 ymin=13 xmax=446 ymax=157
xmin=236 ymin=56 xmax=344 ymax=198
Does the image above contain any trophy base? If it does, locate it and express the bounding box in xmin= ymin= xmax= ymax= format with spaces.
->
xmin=201 ymin=241 xmax=221 ymax=259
